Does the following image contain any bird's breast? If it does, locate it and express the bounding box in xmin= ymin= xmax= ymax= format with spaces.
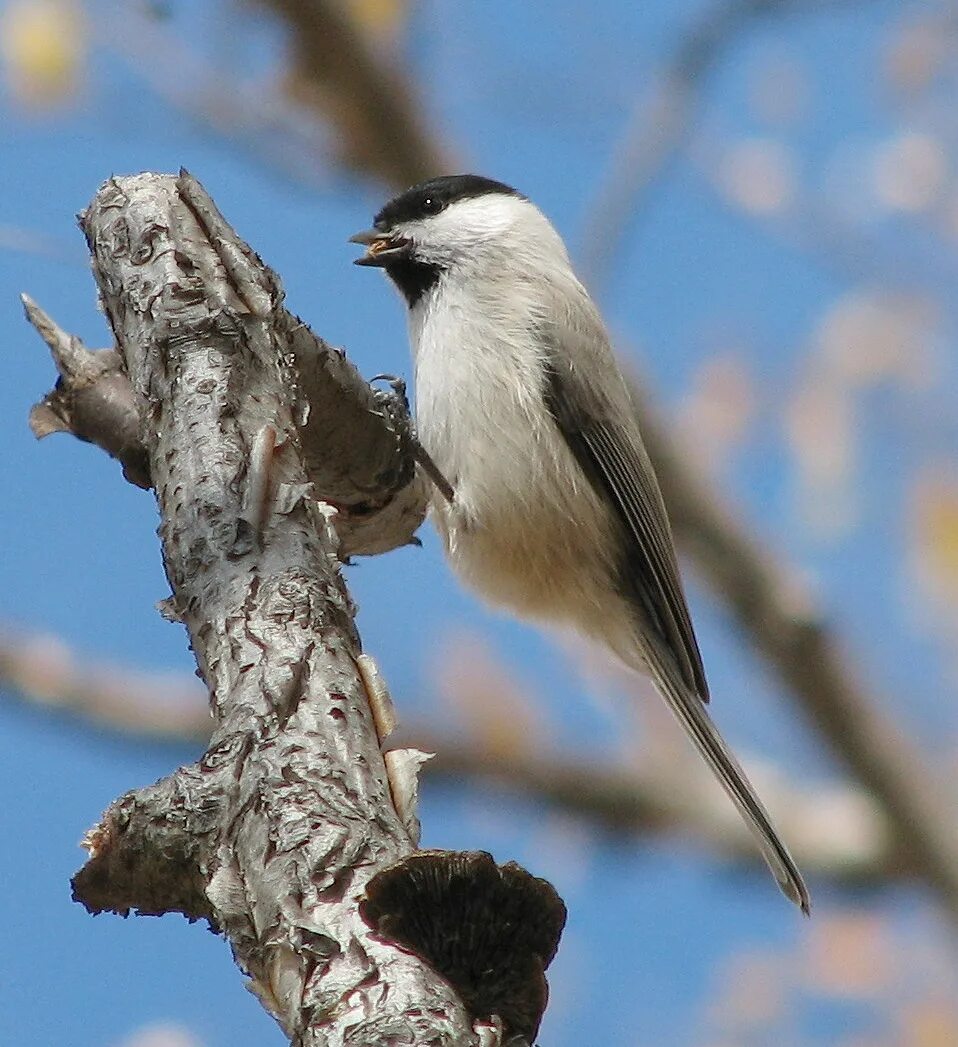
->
xmin=410 ymin=303 xmax=620 ymax=624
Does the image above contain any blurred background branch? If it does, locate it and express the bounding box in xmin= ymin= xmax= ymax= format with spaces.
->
xmin=632 ymin=383 xmax=958 ymax=922
xmin=0 ymin=623 xmax=901 ymax=889
xmin=256 ymin=0 xmax=453 ymax=187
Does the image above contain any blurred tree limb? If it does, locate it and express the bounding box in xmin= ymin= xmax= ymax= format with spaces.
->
xmin=587 ymin=0 xmax=958 ymax=925
xmin=631 ymin=383 xmax=958 ymax=920
xmin=0 ymin=626 xmax=900 ymax=890
xmin=22 ymin=171 xmax=563 ymax=1045
xmin=101 ymin=2 xmax=453 ymax=194
xmin=257 ymin=0 xmax=452 ymax=188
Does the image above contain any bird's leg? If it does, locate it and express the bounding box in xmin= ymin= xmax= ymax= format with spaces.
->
xmin=370 ymin=373 xmax=455 ymax=505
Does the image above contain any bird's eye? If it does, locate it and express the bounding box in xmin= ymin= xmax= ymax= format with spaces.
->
xmin=422 ymin=195 xmax=442 ymax=215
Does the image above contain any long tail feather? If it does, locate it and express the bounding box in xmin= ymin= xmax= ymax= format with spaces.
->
xmin=643 ymin=642 xmax=811 ymax=914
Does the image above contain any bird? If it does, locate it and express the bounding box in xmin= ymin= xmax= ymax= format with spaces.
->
xmin=350 ymin=174 xmax=810 ymax=914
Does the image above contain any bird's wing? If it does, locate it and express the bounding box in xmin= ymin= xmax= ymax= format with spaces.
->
xmin=538 ymin=309 xmax=709 ymax=701
xmin=537 ymin=300 xmax=810 ymax=912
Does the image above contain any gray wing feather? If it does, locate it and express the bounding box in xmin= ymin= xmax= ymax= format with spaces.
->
xmin=540 ymin=314 xmax=708 ymax=700
xmin=642 ymin=636 xmax=811 ymax=912
xmin=539 ymin=305 xmax=810 ymax=912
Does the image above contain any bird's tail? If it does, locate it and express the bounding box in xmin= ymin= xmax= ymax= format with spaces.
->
xmin=642 ymin=641 xmax=811 ymax=914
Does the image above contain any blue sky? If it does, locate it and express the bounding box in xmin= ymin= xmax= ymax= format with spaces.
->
xmin=2 ymin=1 xmax=955 ymax=1044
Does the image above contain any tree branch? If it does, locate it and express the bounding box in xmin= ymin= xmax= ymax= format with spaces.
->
xmin=25 ymin=295 xmax=151 ymax=488
xmin=24 ymin=198 xmax=434 ymax=559
xmin=24 ymin=172 xmax=562 ymax=1045
xmin=421 ymin=734 xmax=897 ymax=888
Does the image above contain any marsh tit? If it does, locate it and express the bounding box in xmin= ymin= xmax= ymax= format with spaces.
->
xmin=351 ymin=175 xmax=809 ymax=913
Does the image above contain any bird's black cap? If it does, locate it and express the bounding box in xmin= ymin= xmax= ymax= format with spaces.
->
xmin=374 ymin=174 xmax=523 ymax=231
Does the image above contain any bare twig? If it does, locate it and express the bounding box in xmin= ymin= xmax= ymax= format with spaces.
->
xmin=24 ymin=296 xmax=151 ymax=488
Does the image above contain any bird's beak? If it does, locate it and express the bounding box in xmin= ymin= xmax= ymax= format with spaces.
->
xmin=349 ymin=229 xmax=411 ymax=267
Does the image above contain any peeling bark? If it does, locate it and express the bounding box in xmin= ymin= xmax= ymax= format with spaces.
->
xmin=28 ymin=172 xmax=563 ymax=1045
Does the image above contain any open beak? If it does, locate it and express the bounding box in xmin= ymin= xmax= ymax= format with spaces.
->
xmin=349 ymin=229 xmax=411 ymax=267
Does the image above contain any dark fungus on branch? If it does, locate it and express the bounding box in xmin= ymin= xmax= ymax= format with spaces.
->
xmin=361 ymin=850 xmax=567 ymax=1043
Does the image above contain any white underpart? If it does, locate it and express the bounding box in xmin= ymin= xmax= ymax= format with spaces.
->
xmin=397 ymin=194 xmax=624 ymax=633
